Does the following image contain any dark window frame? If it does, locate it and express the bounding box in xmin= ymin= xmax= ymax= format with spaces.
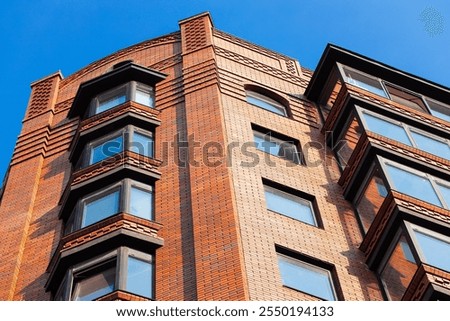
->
xmin=337 ymin=63 xmax=450 ymax=123
xmin=64 ymin=178 xmax=154 ymax=235
xmin=244 ymin=85 xmax=290 ymax=117
xmin=88 ymin=81 xmax=155 ymax=117
xmin=356 ymin=106 xmax=450 ymax=161
xmin=262 ymin=178 xmax=322 ymax=228
xmin=275 ymin=245 xmax=341 ymax=301
xmin=251 ymin=124 xmax=304 ymax=165
xmin=79 ymin=125 xmax=154 ymax=169
xmin=377 ymin=221 xmax=450 ymax=300
xmin=54 ymin=247 xmax=154 ymax=301
xmin=379 ymin=158 xmax=450 ymax=210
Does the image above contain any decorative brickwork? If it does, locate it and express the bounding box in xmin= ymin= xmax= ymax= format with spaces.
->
xmin=184 ymin=18 xmax=207 ymax=52
xmin=404 ymin=264 xmax=450 ymax=300
xmin=78 ymin=101 xmax=161 ymax=132
xmin=60 ymin=33 xmax=181 ymax=90
xmin=71 ymin=151 xmax=162 ymax=185
xmin=27 ymin=79 xmax=54 ymax=118
xmin=215 ymin=46 xmax=308 ymax=87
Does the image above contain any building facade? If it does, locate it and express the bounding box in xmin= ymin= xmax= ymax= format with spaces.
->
xmin=0 ymin=12 xmax=449 ymax=301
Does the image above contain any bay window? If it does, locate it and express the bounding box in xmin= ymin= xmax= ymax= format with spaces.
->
xmin=64 ymin=179 xmax=153 ymax=235
xmin=359 ymin=109 xmax=450 ymax=161
xmin=339 ymin=64 xmax=450 ymax=124
xmin=379 ymin=223 xmax=450 ymax=300
xmin=54 ymin=248 xmax=153 ymax=301
xmin=81 ymin=126 xmax=154 ymax=168
xmin=90 ymin=81 xmax=155 ymax=116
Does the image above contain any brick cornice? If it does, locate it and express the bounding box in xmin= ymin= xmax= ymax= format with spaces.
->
xmin=403 ymin=264 xmax=450 ymax=300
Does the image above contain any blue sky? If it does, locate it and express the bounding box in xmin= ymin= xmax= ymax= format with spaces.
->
xmin=0 ymin=0 xmax=449 ymax=180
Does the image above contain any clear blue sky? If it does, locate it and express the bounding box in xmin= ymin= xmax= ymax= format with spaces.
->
xmin=0 ymin=0 xmax=449 ymax=181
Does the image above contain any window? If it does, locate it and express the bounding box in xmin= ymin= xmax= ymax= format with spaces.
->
xmin=73 ymin=261 xmax=116 ymax=301
xmin=264 ymin=184 xmax=318 ymax=226
xmin=339 ymin=65 xmax=450 ymax=124
xmin=379 ymin=223 xmax=450 ymax=300
xmin=83 ymin=188 xmax=120 ymax=228
xmin=246 ymin=89 xmax=287 ymax=116
xmin=127 ymin=256 xmax=153 ymax=298
xmin=253 ymin=126 xmax=302 ymax=164
xmin=95 ymin=85 xmax=127 ymax=114
xmin=90 ymin=81 xmax=155 ymax=116
xmin=426 ymin=98 xmax=450 ymax=123
xmin=355 ymin=166 xmax=388 ymax=232
xmin=130 ymin=131 xmax=154 ymax=158
xmin=379 ymin=233 xmax=418 ymax=301
xmin=359 ymin=109 xmax=450 ymax=161
xmin=384 ymin=83 xmax=428 ymax=112
xmin=337 ymin=113 xmax=363 ymax=169
xmin=89 ymin=134 xmax=124 ymax=165
xmin=55 ymin=248 xmax=153 ymax=301
xmin=277 ymin=253 xmax=337 ymax=301
xmin=64 ymin=179 xmax=153 ymax=235
xmin=340 ymin=66 xmax=387 ymax=98
xmin=410 ymin=225 xmax=450 ymax=272
xmin=135 ymin=83 xmax=155 ymax=108
xmin=360 ymin=111 xmax=412 ymax=147
xmin=82 ymin=126 xmax=154 ymax=168
xmin=383 ymin=162 xmax=446 ymax=208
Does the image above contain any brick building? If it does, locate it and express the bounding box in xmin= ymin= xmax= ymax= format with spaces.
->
xmin=0 ymin=12 xmax=449 ymax=301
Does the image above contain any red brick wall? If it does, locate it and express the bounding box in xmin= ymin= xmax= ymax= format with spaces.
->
xmin=0 ymin=12 xmax=384 ymax=301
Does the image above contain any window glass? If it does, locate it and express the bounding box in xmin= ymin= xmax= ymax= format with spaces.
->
xmin=362 ymin=113 xmax=412 ymax=146
xmin=254 ymin=131 xmax=280 ymax=154
xmin=96 ymin=88 xmax=127 ymax=114
xmin=410 ymin=130 xmax=450 ymax=161
xmin=436 ymin=183 xmax=450 ymax=209
xmin=246 ymin=90 xmax=287 ymax=116
xmin=253 ymin=131 xmax=300 ymax=164
xmin=130 ymin=187 xmax=153 ymax=220
xmin=264 ymin=186 xmax=316 ymax=226
xmin=72 ymin=266 xmax=115 ymax=301
xmin=83 ymin=190 xmax=120 ymax=228
xmin=342 ymin=67 xmax=387 ymax=98
xmin=385 ymin=84 xmax=427 ymax=112
xmin=380 ymin=235 xmax=417 ymax=301
xmin=130 ymin=132 xmax=153 ymax=158
xmin=356 ymin=167 xmax=387 ymax=232
xmin=135 ymin=86 xmax=154 ymax=107
xmin=127 ymin=257 xmax=153 ymax=298
xmin=91 ymin=135 xmax=123 ymax=165
xmin=414 ymin=229 xmax=450 ymax=272
xmin=278 ymin=254 xmax=336 ymax=300
xmin=338 ymin=114 xmax=362 ymax=169
xmin=385 ymin=164 xmax=442 ymax=207
xmin=426 ymin=99 xmax=450 ymax=123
